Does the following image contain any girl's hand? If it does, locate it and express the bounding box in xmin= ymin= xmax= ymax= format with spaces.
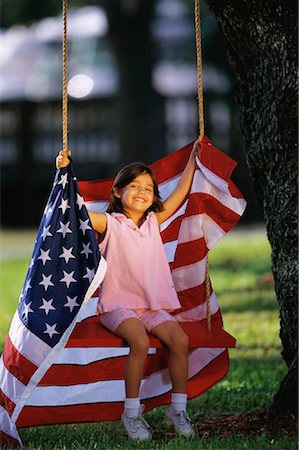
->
xmin=56 ymin=150 xmax=71 ymax=169
xmin=191 ymin=136 xmax=203 ymax=159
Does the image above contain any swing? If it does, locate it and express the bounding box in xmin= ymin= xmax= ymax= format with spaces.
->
xmin=12 ymin=0 xmax=245 ymax=431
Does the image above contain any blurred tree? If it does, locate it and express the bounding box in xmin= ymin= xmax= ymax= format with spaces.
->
xmin=101 ymin=0 xmax=164 ymax=165
xmin=207 ymin=0 xmax=297 ymax=416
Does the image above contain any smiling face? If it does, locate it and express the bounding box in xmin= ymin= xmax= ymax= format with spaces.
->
xmin=114 ymin=172 xmax=155 ymax=218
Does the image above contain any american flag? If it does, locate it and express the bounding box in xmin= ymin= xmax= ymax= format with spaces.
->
xmin=0 ymin=165 xmax=107 ymax=447
xmin=0 ymin=137 xmax=246 ymax=445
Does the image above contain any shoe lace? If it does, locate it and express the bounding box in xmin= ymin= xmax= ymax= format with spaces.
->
xmin=175 ymin=410 xmax=191 ymax=426
xmin=132 ymin=415 xmax=150 ymax=431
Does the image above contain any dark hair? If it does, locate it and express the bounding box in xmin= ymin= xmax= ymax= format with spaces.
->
xmin=106 ymin=162 xmax=164 ymax=216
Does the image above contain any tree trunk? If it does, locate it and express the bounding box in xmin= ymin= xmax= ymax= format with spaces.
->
xmin=207 ymin=0 xmax=298 ymax=415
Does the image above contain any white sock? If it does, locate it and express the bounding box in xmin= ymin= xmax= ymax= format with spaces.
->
xmin=171 ymin=393 xmax=187 ymax=413
xmin=124 ymin=397 xmax=140 ymax=418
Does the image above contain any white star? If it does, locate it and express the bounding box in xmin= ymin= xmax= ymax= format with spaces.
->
xmin=41 ymin=225 xmax=52 ymax=241
xmin=29 ymin=257 xmax=35 ymax=269
xmin=23 ymin=301 xmax=34 ymax=318
xmin=79 ymin=218 xmax=92 ymax=235
xmin=57 ymin=221 xmax=72 ymax=238
xmin=39 ymin=273 xmax=54 ymax=291
xmin=37 ymin=248 xmax=52 ymax=266
xmin=64 ymin=295 xmax=79 ymax=312
xmin=83 ymin=267 xmax=95 ymax=283
xmin=43 ymin=323 xmax=59 ymax=339
xmin=39 ymin=298 xmax=56 ymax=315
xmin=59 ymin=246 xmax=75 ymax=263
xmin=59 ymin=197 xmax=70 ymax=214
xmin=58 ymin=173 xmax=68 ymax=189
xmin=60 ymin=270 xmax=77 ymax=288
xmin=81 ymin=242 xmax=93 ymax=259
xmin=76 ymin=193 xmax=85 ymax=210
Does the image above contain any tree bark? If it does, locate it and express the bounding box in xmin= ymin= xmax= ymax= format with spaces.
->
xmin=207 ymin=0 xmax=298 ymax=415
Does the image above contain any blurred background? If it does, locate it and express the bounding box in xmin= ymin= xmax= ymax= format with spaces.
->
xmin=0 ymin=0 xmax=263 ymax=228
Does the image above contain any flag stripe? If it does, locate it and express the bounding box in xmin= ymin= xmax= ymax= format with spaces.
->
xmin=2 ymin=337 xmax=37 ymax=385
xmin=0 ymin=389 xmax=16 ymax=416
xmin=16 ymin=350 xmax=229 ymax=428
xmin=18 ymin=348 xmax=225 ymax=407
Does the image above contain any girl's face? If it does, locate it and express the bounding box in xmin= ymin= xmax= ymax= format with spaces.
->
xmin=114 ymin=172 xmax=155 ymax=217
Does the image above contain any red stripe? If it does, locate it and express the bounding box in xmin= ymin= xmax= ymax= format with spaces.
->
xmin=161 ymin=215 xmax=183 ymax=243
xmin=16 ymin=349 xmax=229 ymax=428
xmin=0 ymin=430 xmax=20 ymax=448
xmin=2 ymin=337 xmax=37 ymax=385
xmin=79 ymin=178 xmax=113 ymax=202
xmin=150 ymin=144 xmax=191 ymax=183
xmin=198 ymin=137 xmax=237 ymax=181
xmin=0 ymin=388 xmax=16 ymax=417
xmin=39 ymin=350 xmax=170 ymax=386
xmin=171 ymin=238 xmax=208 ymax=270
xmin=176 ymin=283 xmax=208 ymax=311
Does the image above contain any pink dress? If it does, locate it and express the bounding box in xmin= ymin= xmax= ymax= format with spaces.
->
xmin=97 ymin=212 xmax=181 ymax=314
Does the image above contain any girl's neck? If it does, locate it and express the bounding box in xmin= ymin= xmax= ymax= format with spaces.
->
xmin=123 ymin=210 xmax=146 ymax=227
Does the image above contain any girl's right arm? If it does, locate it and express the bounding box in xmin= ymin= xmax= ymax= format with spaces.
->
xmin=56 ymin=150 xmax=107 ymax=235
xmin=87 ymin=210 xmax=107 ymax=234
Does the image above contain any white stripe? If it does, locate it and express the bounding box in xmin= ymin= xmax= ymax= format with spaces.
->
xmin=177 ymin=215 xmax=204 ymax=244
xmin=164 ymin=240 xmax=177 ymax=263
xmin=76 ymin=296 xmax=98 ymax=322
xmin=9 ymin=312 xmax=51 ymax=366
xmin=160 ymin=201 xmax=187 ymax=232
xmin=158 ymin=174 xmax=181 ymax=201
xmin=26 ymin=348 xmax=225 ymax=406
xmin=173 ymin=292 xmax=219 ymax=321
xmin=192 ymin=164 xmax=246 ymax=216
xmin=85 ymin=201 xmax=108 ymax=213
xmin=171 ymin=257 xmax=207 ymax=292
xmin=0 ymin=358 xmax=26 ymax=404
xmin=201 ymin=213 xmax=226 ymax=249
xmin=0 ymin=406 xmax=22 ymax=446
xmin=53 ymin=346 xmax=156 ymax=365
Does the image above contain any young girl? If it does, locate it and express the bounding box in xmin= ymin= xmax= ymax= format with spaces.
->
xmin=56 ymin=141 xmax=199 ymax=441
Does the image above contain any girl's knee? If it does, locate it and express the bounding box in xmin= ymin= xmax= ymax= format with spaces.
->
xmin=130 ymin=335 xmax=150 ymax=356
xmin=171 ymin=330 xmax=189 ymax=354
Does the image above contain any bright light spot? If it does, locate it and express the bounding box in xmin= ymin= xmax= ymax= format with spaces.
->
xmin=68 ymin=74 xmax=94 ymax=99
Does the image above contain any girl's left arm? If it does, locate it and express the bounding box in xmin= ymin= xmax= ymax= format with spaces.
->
xmin=155 ymin=139 xmax=199 ymax=225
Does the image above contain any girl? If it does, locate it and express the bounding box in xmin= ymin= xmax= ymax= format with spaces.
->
xmin=56 ymin=141 xmax=199 ymax=441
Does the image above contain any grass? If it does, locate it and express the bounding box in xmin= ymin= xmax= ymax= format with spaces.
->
xmin=0 ymin=227 xmax=297 ymax=449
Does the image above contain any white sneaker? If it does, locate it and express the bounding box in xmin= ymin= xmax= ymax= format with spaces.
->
xmin=121 ymin=405 xmax=151 ymax=441
xmin=165 ymin=405 xmax=195 ymax=438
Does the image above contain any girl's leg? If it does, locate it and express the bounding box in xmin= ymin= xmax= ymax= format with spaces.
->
xmin=114 ymin=318 xmax=150 ymax=398
xmin=150 ymin=321 xmax=194 ymax=437
xmin=150 ymin=321 xmax=189 ymax=393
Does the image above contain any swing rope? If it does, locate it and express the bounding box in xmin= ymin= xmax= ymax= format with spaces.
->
xmin=60 ymin=0 xmax=212 ymax=332
xmin=62 ymin=0 xmax=68 ymax=152
xmin=194 ymin=0 xmax=212 ymax=332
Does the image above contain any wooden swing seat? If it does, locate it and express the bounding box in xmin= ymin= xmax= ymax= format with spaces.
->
xmin=67 ymin=314 xmax=236 ymax=349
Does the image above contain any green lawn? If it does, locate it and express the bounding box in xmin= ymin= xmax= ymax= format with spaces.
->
xmin=0 ymin=228 xmax=296 ymax=449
